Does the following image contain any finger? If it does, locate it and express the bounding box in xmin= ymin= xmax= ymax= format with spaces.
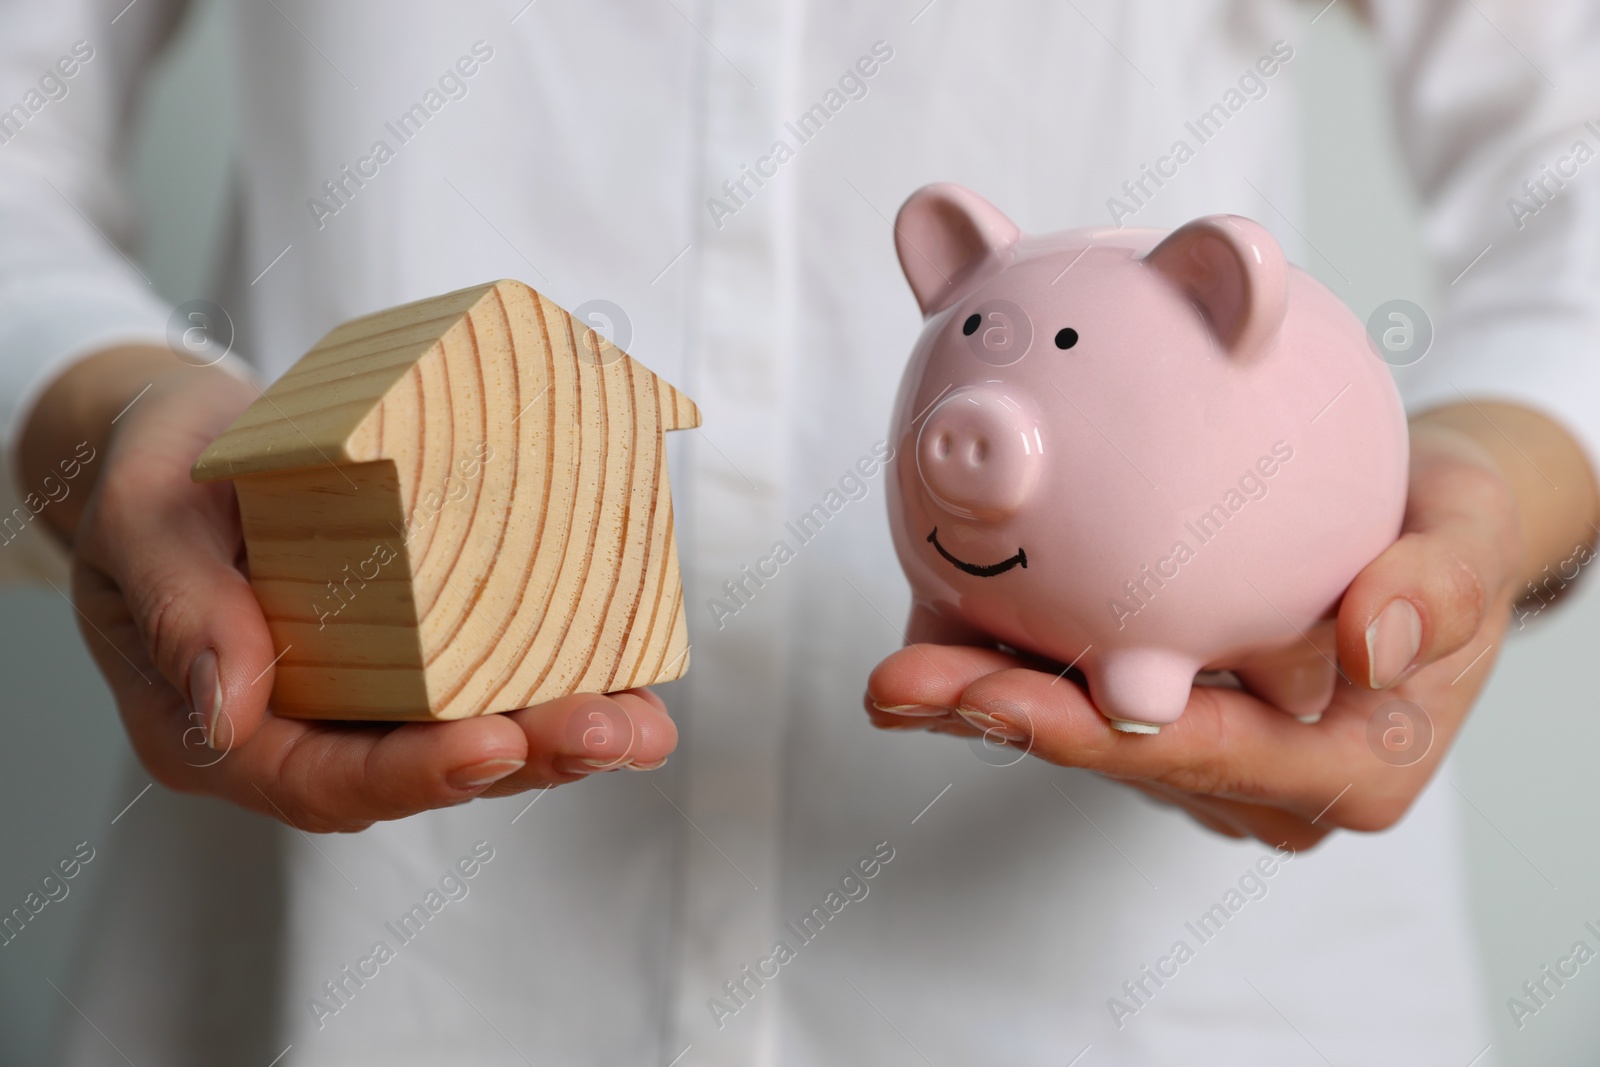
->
xmin=79 ymin=458 xmax=277 ymax=752
xmin=955 ymin=667 xmax=1411 ymax=825
xmin=257 ymin=692 xmax=681 ymax=829
xmin=70 ymin=561 xmax=165 ymax=703
xmin=863 ymin=693 xmax=969 ymax=734
xmin=70 ymin=561 xmax=208 ymax=777
xmin=155 ymin=686 xmax=680 ymax=832
xmin=1183 ymin=793 xmax=1331 ymax=851
xmin=494 ymin=690 xmax=679 ymax=789
xmin=1130 ymin=779 xmax=1330 ymax=850
xmin=865 ymin=643 xmax=1024 ymax=714
xmin=1338 ymin=428 xmax=1518 ymax=690
xmin=627 ymin=686 xmax=669 ymax=716
xmin=223 ymin=712 xmax=530 ymax=832
xmin=1124 ymin=780 xmax=1249 ymax=839
xmin=1230 ymin=621 xmax=1338 ymax=721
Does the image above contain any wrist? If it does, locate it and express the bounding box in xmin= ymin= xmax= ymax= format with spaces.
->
xmin=1411 ymin=400 xmax=1600 ymax=592
xmin=18 ymin=345 xmax=226 ymax=544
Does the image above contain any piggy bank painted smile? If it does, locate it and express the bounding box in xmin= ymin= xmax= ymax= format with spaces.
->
xmin=886 ymin=184 xmax=1408 ymax=732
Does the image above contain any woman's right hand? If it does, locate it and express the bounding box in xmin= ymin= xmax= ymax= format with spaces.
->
xmin=19 ymin=347 xmax=677 ymax=832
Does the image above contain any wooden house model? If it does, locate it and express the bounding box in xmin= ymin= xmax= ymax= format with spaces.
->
xmin=192 ymin=279 xmax=699 ymax=721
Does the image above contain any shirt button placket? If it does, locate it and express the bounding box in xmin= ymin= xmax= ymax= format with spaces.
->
xmin=667 ymin=0 xmax=795 ymax=1064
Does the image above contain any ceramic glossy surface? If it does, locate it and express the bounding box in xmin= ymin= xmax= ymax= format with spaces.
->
xmin=886 ymin=184 xmax=1408 ymax=729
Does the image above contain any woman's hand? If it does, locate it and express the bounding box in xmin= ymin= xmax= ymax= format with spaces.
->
xmin=865 ymin=402 xmax=1597 ymax=849
xmin=21 ymin=347 xmax=677 ymax=833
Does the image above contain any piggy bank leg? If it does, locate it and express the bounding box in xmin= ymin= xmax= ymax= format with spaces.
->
xmin=1086 ymin=649 xmax=1200 ymax=733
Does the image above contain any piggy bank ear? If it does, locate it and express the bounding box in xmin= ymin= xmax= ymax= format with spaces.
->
xmin=894 ymin=184 xmax=1022 ymax=317
xmin=1143 ymin=215 xmax=1288 ymax=362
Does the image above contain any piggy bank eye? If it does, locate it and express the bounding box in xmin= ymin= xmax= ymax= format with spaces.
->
xmin=1054 ymin=328 xmax=1079 ymax=350
xmin=962 ymin=313 xmax=982 ymax=336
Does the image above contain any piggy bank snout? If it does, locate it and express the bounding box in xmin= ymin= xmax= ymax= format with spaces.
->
xmin=915 ymin=388 xmax=1042 ymax=520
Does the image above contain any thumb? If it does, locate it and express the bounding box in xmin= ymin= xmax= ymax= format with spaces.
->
xmin=1337 ymin=431 xmax=1519 ymax=690
xmin=83 ymin=451 xmax=278 ymax=752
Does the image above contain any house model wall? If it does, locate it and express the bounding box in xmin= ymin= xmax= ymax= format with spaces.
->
xmin=192 ymin=279 xmax=699 ymax=721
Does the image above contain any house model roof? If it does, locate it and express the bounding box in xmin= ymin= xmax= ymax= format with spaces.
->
xmin=194 ymin=279 xmax=698 ymax=482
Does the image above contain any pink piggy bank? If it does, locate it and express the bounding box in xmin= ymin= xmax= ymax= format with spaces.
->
xmin=885 ymin=184 xmax=1408 ymax=732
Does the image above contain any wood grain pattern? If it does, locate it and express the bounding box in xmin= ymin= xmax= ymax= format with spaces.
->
xmin=194 ymin=279 xmax=699 ymax=720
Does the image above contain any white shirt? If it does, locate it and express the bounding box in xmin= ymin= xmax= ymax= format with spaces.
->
xmin=4 ymin=0 xmax=1599 ymax=1063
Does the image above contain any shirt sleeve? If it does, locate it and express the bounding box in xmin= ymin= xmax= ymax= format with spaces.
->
xmin=1367 ymin=0 xmax=1600 ymax=473
xmin=0 ymin=0 xmax=190 ymax=583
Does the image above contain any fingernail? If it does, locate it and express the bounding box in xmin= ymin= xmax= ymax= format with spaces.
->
xmin=189 ymin=649 xmax=225 ymax=750
xmin=1366 ymin=599 xmax=1422 ymax=689
xmin=551 ymin=756 xmax=626 ymax=775
xmin=956 ymin=706 xmax=1029 ymax=743
xmin=564 ymin=697 xmax=659 ymax=766
xmin=624 ymin=757 xmax=668 ymax=772
xmin=445 ymin=758 xmax=525 ymax=790
xmin=871 ymin=701 xmax=949 ymax=718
